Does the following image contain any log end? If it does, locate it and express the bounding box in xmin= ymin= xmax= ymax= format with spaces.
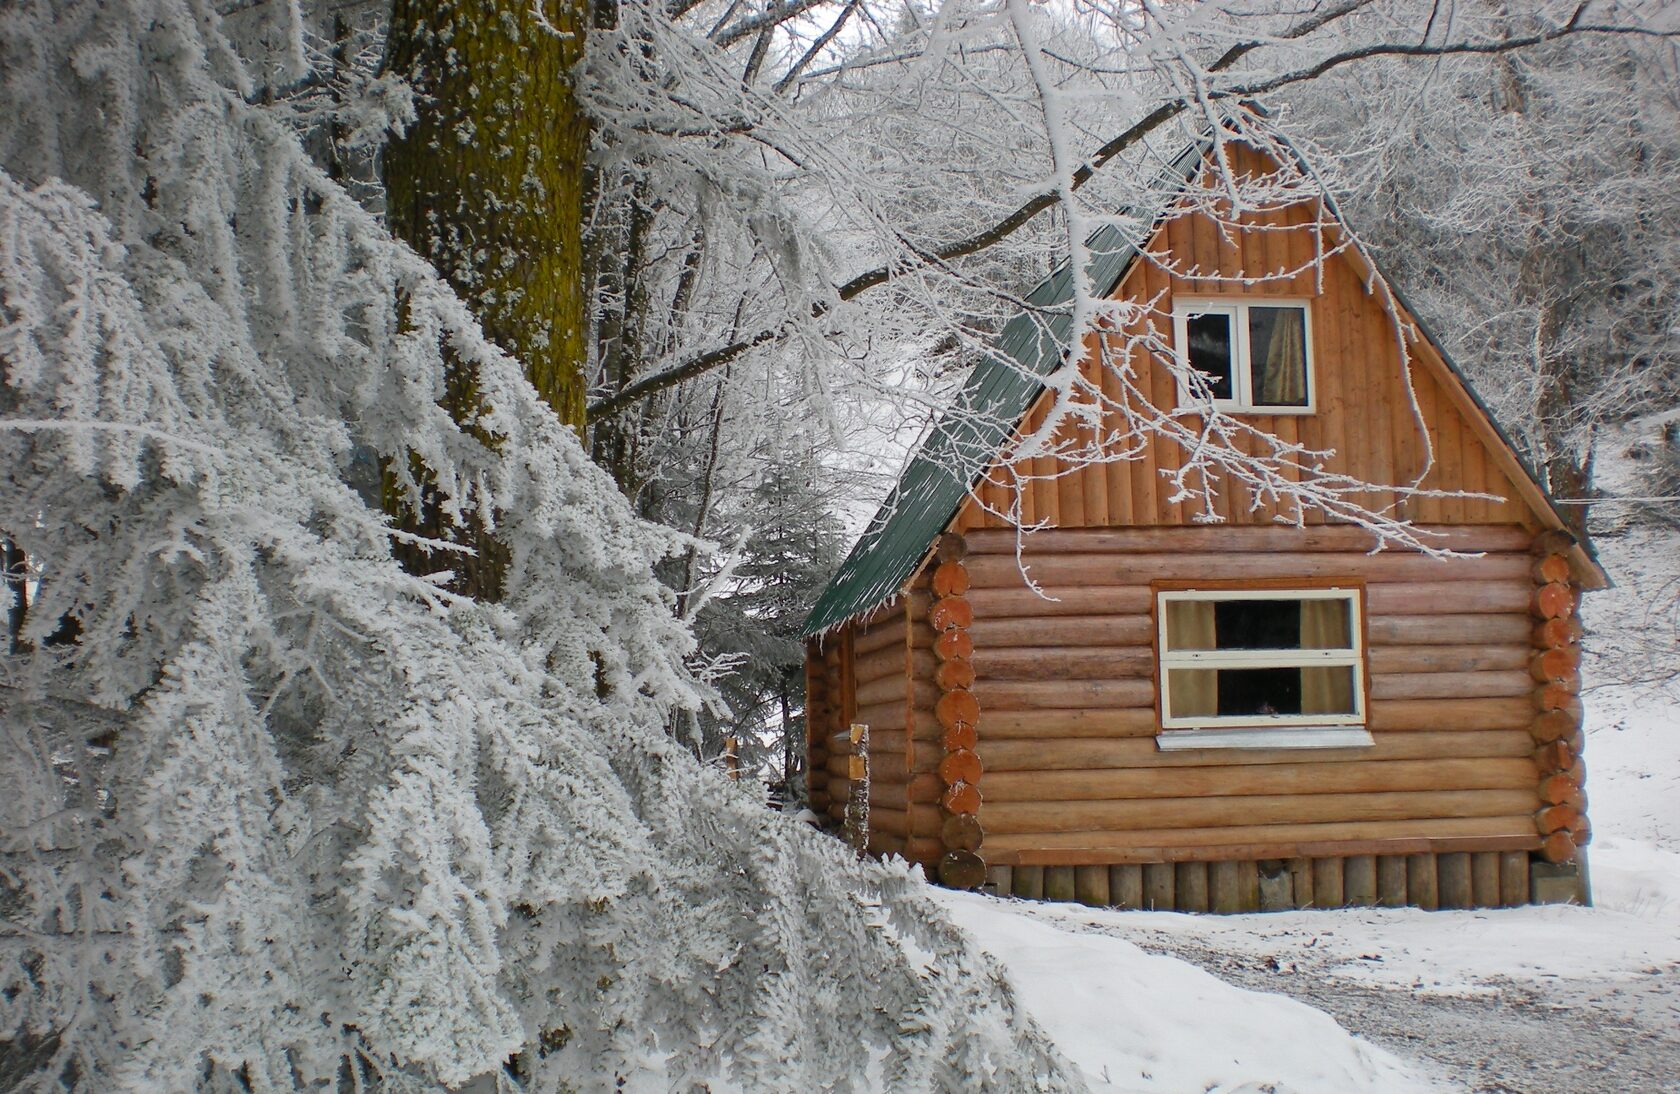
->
xmin=938 ymin=849 xmax=987 ymax=890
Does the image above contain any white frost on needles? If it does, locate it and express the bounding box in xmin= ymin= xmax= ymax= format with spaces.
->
xmin=0 ymin=3 xmax=1077 ymax=1090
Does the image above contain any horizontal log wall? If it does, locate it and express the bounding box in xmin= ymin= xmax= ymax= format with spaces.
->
xmin=960 ymin=525 xmax=1547 ymax=867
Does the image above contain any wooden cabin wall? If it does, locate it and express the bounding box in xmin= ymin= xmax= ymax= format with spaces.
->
xmin=807 ymin=579 xmax=946 ymax=868
xmin=953 ymin=144 xmax=1536 ymax=536
xmin=956 ymin=523 xmax=1556 ymax=868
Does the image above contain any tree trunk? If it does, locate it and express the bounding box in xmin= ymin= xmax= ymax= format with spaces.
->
xmin=382 ymin=0 xmax=593 ymax=596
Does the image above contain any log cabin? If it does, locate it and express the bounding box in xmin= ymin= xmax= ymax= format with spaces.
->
xmin=801 ymin=141 xmax=1607 ymax=912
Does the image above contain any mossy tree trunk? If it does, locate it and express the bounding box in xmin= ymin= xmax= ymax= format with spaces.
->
xmin=382 ymin=0 xmax=593 ymax=596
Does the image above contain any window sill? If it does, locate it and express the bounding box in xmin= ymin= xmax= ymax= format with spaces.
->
xmin=1155 ymin=726 xmax=1374 ymax=751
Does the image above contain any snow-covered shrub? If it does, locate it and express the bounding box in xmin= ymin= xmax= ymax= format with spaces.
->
xmin=0 ymin=2 xmax=1076 ymax=1090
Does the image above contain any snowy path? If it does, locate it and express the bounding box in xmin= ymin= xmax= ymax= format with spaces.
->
xmin=947 ymin=890 xmax=1680 ymax=1094
xmin=1115 ymin=921 xmax=1680 ymax=1094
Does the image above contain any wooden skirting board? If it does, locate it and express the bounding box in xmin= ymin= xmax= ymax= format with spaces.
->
xmin=980 ymin=847 xmax=1588 ymax=912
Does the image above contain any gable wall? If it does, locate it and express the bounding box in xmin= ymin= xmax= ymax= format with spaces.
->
xmin=953 ymin=145 xmax=1536 ymax=534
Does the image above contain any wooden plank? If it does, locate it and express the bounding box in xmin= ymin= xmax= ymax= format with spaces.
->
xmin=1288 ymin=857 xmax=1315 ymax=909
xmin=982 ymin=788 xmax=1540 ymax=835
xmin=1499 ymin=850 xmax=1529 ymax=907
xmin=1014 ymin=865 xmax=1045 ymax=900
xmin=966 ymin=615 xmax=1152 ymax=648
xmin=1369 ymin=697 xmax=1534 ymax=732
xmin=1312 ymin=857 xmax=1345 ymax=908
xmin=1209 ymin=860 xmax=1244 ymax=914
xmin=1368 ymin=646 xmax=1531 ymax=674
xmin=1110 ymin=864 xmax=1144 ymax=910
xmin=980 ymin=818 xmax=1542 ymax=858
xmin=1376 ymin=855 xmax=1408 ymax=907
xmin=1098 ymin=331 xmax=1134 ymax=528
xmin=979 ymin=757 xmax=1538 ymax=803
xmin=961 ymin=523 xmax=1535 ymax=556
xmin=977 ymin=730 xmax=1536 ymax=772
xmin=1175 ymin=861 xmax=1210 ymax=912
xmin=1438 ymin=851 xmax=1472 ymax=908
xmin=1471 ymin=851 xmax=1501 ymax=907
xmin=975 ymin=678 xmax=1153 ymax=711
xmin=1075 ymin=864 xmax=1111 ymax=907
xmin=1343 ymin=854 xmax=1378 ymax=907
xmin=1407 ymin=853 xmax=1440 ymax=910
xmin=1045 ymin=865 xmax=1077 ymax=902
xmin=1369 ymin=614 xmax=1532 ymax=646
xmin=1144 ymin=862 xmax=1175 ymax=910
xmin=980 ymin=708 xmax=1158 ymax=740
xmin=962 ymin=550 xmax=1532 ymax=588
xmin=1365 ymin=582 xmax=1532 ymax=615
xmin=1369 ymin=670 xmax=1533 ymax=701
xmin=857 ymin=675 xmax=935 ymax=708
xmin=853 ymin=617 xmax=911 ymax=657
xmin=965 ymin=584 xmax=1152 ymax=618
xmin=973 ymin=646 xmax=1153 ymax=680
xmin=854 ymin=646 xmax=933 ymax=685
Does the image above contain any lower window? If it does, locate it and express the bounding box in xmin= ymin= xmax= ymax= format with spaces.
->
xmin=1157 ymin=587 xmax=1366 ymax=731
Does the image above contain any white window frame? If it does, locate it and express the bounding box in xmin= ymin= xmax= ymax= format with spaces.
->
xmin=1156 ymin=587 xmax=1367 ymax=743
xmin=1171 ymin=297 xmax=1316 ymax=414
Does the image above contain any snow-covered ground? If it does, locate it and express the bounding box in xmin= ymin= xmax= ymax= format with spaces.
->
xmin=945 ymin=506 xmax=1680 ymax=1092
xmin=937 ymin=890 xmax=1444 ymax=1092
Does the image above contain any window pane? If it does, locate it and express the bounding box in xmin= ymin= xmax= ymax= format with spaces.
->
xmin=1213 ymin=599 xmax=1301 ymax=650
xmin=1248 ymin=306 xmax=1308 ymax=407
xmin=1299 ymin=597 xmax=1354 ymax=650
xmin=1167 ymin=668 xmax=1220 ymax=718
xmin=1169 ymin=666 xmax=1359 ymax=721
xmin=1301 ymin=665 xmax=1358 ymax=715
xmin=1217 ymin=666 xmax=1301 ymax=717
xmin=1185 ymin=312 xmax=1234 ymax=400
xmin=1164 ymin=599 xmax=1217 ymax=651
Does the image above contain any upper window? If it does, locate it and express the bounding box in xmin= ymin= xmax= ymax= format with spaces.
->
xmin=1156 ymin=587 xmax=1365 ymax=733
xmin=1172 ymin=299 xmax=1313 ymax=413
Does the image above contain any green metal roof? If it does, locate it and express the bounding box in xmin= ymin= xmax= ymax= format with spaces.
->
xmin=802 ymin=143 xmax=1210 ymax=638
xmin=802 ymin=226 xmax=1137 ymax=637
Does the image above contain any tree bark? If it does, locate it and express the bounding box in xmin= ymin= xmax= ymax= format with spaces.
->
xmin=382 ymin=0 xmax=593 ymax=596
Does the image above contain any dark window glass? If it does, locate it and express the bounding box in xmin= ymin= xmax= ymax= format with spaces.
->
xmin=1214 ymin=598 xmax=1301 ymax=649
xmin=1217 ymin=667 xmax=1302 ymax=717
xmin=1248 ymin=306 xmax=1309 ymax=407
xmin=1185 ymin=312 xmax=1234 ymax=400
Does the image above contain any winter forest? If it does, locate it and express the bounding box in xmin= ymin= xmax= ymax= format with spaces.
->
xmin=2 ymin=0 xmax=1678 ymax=1090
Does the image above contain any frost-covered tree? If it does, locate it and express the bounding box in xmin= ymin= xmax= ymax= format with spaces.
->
xmin=1286 ymin=23 xmax=1680 ymax=531
xmin=0 ymin=2 xmax=1078 ymax=1090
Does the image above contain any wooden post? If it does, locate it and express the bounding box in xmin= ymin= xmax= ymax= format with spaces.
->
xmin=1144 ymin=862 xmax=1175 ymax=910
xmin=1376 ymin=855 xmax=1408 ymax=907
xmin=1529 ymin=536 xmax=1586 ymax=869
xmin=1175 ymin=861 xmax=1209 ymax=913
xmin=931 ymin=534 xmax=986 ymax=890
xmin=1209 ymin=860 xmax=1245 ymax=914
xmin=1110 ymin=864 xmax=1145 ymax=910
xmin=1406 ymin=853 xmax=1439 ymax=910
xmin=1312 ymin=857 xmax=1345 ymax=909
xmin=1075 ymin=865 xmax=1111 ymax=907
xmin=1438 ymin=851 xmax=1473 ymax=909
xmin=843 ymin=723 xmax=869 ymax=854
xmin=1343 ymin=855 xmax=1377 ymax=907
xmin=1013 ymin=865 xmax=1045 ymax=900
